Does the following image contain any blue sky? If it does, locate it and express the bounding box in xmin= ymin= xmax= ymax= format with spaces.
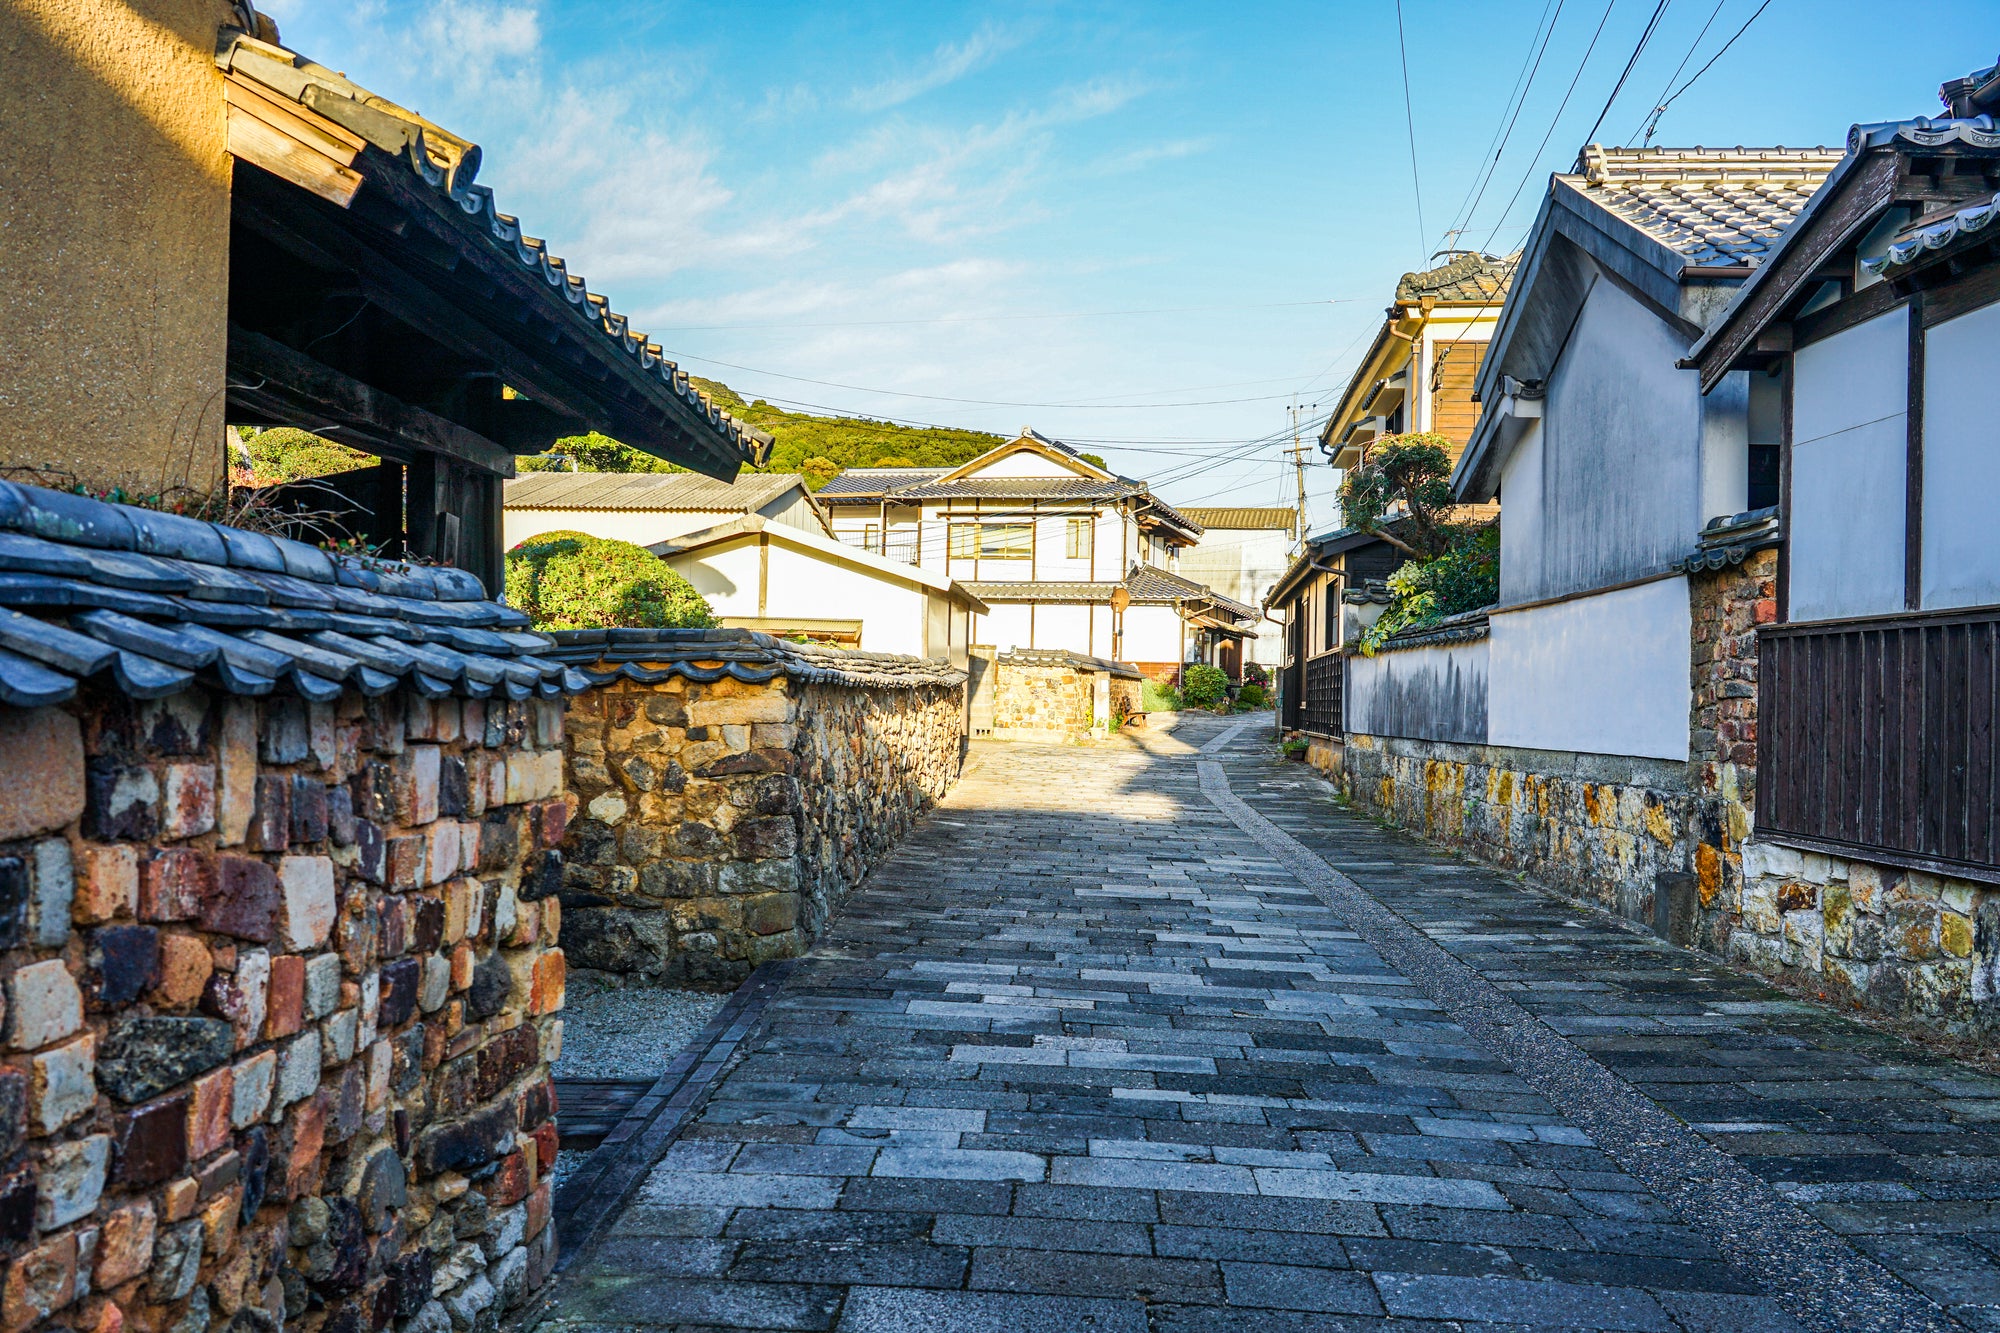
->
xmin=264 ymin=0 xmax=1994 ymax=527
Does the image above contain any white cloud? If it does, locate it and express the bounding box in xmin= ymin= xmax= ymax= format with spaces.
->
xmin=848 ymin=22 xmax=1022 ymax=112
xmin=1095 ymin=135 xmax=1219 ymax=175
xmin=413 ymin=0 xmax=540 ymax=95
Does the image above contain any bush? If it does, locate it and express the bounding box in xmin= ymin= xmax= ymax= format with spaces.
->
xmin=1237 ymin=683 xmax=1267 ymax=708
xmin=1359 ymin=524 xmax=1500 ymax=655
xmin=516 ymin=432 xmax=685 ymax=474
xmin=504 ymin=530 xmax=717 ymax=631
xmin=1181 ymin=663 xmax=1229 ymax=708
xmin=1242 ymin=661 xmax=1270 ymax=688
xmin=233 ymin=427 xmax=377 ymax=485
xmin=1141 ymin=679 xmax=1182 ymax=712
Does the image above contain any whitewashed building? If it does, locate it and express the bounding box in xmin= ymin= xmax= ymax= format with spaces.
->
xmin=503 ymin=471 xmax=829 ymax=550
xmin=1178 ymin=507 xmax=1296 ymax=671
xmin=816 ymin=431 xmax=1254 ymax=677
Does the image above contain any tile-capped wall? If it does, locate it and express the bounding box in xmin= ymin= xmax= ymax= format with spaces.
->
xmin=0 ymin=683 xmax=567 ymax=1333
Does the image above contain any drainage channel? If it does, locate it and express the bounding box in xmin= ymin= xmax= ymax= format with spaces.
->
xmin=1193 ymin=728 xmax=1959 ymax=1333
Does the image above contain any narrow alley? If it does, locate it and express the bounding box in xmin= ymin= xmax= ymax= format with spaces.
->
xmin=532 ymin=719 xmax=2000 ymax=1333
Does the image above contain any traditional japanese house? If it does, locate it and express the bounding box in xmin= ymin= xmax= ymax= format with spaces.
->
xmin=5 ymin=1 xmax=769 ymax=593
xmin=1686 ymin=64 xmax=2000 ymax=1014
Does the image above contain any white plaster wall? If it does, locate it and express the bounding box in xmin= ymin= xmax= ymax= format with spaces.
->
xmin=1699 ymin=371 xmax=1751 ymax=525
xmin=1921 ymin=300 xmax=2000 ymax=611
xmin=1124 ymin=604 xmax=1185 ymax=662
xmin=977 ymin=451 xmax=1087 ymax=478
xmin=1498 ymin=420 xmax=1546 ymax=604
xmin=1790 ymin=305 xmax=1908 ymax=622
xmin=1510 ymin=277 xmax=1705 ymax=602
xmin=660 ymin=538 xmax=931 ymax=658
xmin=1347 ymin=639 xmax=1488 ymax=744
xmin=1030 ymin=602 xmax=1092 ymax=653
xmin=975 ymin=602 xmax=1032 ymax=652
xmin=1488 ymin=575 xmax=1692 ymax=761
xmin=503 ymin=508 xmax=740 ymax=550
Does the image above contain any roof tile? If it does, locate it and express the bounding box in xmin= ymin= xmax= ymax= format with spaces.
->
xmin=1563 ymin=145 xmax=1845 ymax=266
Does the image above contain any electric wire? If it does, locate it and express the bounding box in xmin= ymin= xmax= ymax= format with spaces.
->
xmin=1394 ymin=0 xmax=1429 ymax=260
xmin=1442 ymin=0 xmax=1568 ymax=252
xmin=1576 ymin=0 xmax=1675 ymax=156
xmin=1628 ymin=0 xmax=1727 ymax=145
xmin=1640 ymin=0 xmax=1776 ymax=141
xmin=651 ymin=297 xmax=1356 ymax=332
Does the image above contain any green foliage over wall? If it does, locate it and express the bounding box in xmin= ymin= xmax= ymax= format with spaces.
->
xmin=1359 ymin=525 xmax=1500 ymax=655
xmin=504 ymin=530 xmax=716 ymax=631
xmin=233 ymin=427 xmax=377 ymax=484
xmin=516 ymin=432 xmax=687 ymax=474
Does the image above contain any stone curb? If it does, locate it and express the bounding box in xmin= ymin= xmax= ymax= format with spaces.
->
xmin=516 ymin=957 xmax=798 ymax=1325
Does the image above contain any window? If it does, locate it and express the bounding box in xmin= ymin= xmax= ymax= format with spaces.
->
xmin=1324 ymin=579 xmax=1340 ymax=652
xmin=1066 ymin=517 xmax=1092 ymax=560
xmin=979 ymin=524 xmax=1032 ymax=558
xmin=948 ymin=524 xmax=976 ymax=558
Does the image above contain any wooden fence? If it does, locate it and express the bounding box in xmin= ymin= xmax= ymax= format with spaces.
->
xmin=1759 ymin=607 xmax=2000 ymax=882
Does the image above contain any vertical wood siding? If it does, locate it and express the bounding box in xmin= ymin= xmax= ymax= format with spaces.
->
xmin=1760 ymin=608 xmax=2000 ymax=880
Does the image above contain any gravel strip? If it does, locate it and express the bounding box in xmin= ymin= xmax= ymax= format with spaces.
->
xmin=555 ymin=970 xmax=730 ymax=1081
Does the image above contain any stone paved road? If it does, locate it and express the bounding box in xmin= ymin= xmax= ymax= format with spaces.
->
xmin=536 ymin=716 xmax=2000 ymax=1332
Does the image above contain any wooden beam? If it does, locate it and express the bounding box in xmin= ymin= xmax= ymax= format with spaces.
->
xmin=223 ymin=75 xmax=363 ymax=207
xmin=227 ymin=326 xmax=516 ymax=476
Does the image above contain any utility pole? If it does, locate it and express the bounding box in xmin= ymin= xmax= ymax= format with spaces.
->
xmin=1285 ymin=400 xmax=1314 ymax=555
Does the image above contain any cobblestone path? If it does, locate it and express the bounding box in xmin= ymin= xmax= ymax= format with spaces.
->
xmin=537 ymin=716 xmax=2000 ymax=1332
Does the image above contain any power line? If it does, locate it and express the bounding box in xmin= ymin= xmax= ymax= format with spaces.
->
xmin=1576 ymin=0 xmax=1675 ymax=155
xmin=1393 ymin=0 xmax=1429 ymax=261
xmin=666 ymin=350 xmax=1333 ymax=410
xmin=1442 ymin=0 xmax=1568 ymax=251
xmin=1640 ymin=0 xmax=1776 ymax=143
xmin=1476 ymin=0 xmax=1624 ymax=252
xmin=1629 ymin=0 xmax=1726 ymax=145
xmin=651 ymin=298 xmax=1358 ymax=333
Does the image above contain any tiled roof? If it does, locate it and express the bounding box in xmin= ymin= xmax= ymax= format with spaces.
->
xmin=539 ymin=628 xmax=964 ymax=690
xmin=1865 ymin=186 xmax=2000 ymax=277
xmin=815 ymin=469 xmax=949 ymax=500
xmin=998 ymin=648 xmax=1142 ymax=680
xmin=888 ymin=477 xmax=1140 ymax=502
xmin=1124 ymin=565 xmax=1258 ymax=620
xmin=1180 ymin=507 xmax=1297 ymax=532
xmin=0 ymin=481 xmax=589 ymax=708
xmin=504 ymin=473 xmax=807 ymax=512
xmin=962 ymin=581 xmax=1119 ymax=604
xmin=218 ymin=31 xmax=772 ymax=472
xmin=1395 ymin=252 xmax=1518 ymax=303
xmin=1561 ymin=145 xmax=1844 ymax=267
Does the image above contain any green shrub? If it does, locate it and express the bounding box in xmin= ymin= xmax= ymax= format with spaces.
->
xmin=1359 ymin=524 xmax=1500 ymax=655
xmin=1237 ymin=683 xmax=1267 ymax=708
xmin=517 ymin=432 xmax=685 ymax=474
xmin=235 ymin=427 xmax=377 ymax=484
xmin=504 ymin=530 xmax=716 ymax=631
xmin=1141 ymin=679 xmax=1182 ymax=712
xmin=1181 ymin=664 xmax=1229 ymax=708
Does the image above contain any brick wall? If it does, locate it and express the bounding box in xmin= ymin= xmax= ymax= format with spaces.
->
xmin=0 ymin=682 xmax=567 ymax=1333
xmin=552 ymin=633 xmax=964 ymax=985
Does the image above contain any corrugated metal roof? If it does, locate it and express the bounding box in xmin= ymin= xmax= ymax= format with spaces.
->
xmin=504 ymin=472 xmax=807 ymax=512
xmin=1180 ymin=507 xmax=1297 ymax=532
xmin=1561 ymin=145 xmax=1844 ymax=267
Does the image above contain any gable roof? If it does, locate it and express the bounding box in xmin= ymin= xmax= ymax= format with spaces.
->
xmin=815 ymin=468 xmax=950 ymax=500
xmin=647 ymin=516 xmax=988 ymax=613
xmin=964 ymin=563 xmax=1254 ymax=625
xmin=1181 ymin=507 xmax=1297 ymax=533
xmin=504 ymin=472 xmax=811 ymax=514
xmin=1559 ymin=145 xmax=1844 ymax=268
xmin=932 ymin=429 xmax=1116 ymax=484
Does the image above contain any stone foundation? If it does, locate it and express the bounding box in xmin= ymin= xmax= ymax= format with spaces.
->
xmin=0 ymin=683 xmax=567 ymax=1333
xmin=988 ymin=652 xmax=1142 ymax=744
xmin=549 ymin=632 xmax=964 ymax=985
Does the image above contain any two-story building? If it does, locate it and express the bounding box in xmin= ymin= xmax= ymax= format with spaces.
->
xmin=816 ymin=431 xmax=1254 ymax=678
xmin=1177 ymin=507 xmax=1297 ymax=672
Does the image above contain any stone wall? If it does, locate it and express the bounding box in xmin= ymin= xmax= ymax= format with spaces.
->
xmin=1341 ymin=555 xmax=1771 ymax=948
xmin=989 ymin=652 xmax=1143 ymax=744
xmin=550 ymin=632 xmax=964 ymax=985
xmin=0 ymin=682 xmax=568 ymax=1333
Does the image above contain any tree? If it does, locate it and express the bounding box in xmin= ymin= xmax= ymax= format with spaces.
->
xmin=1335 ymin=433 xmax=1462 ymax=559
xmin=233 ymin=427 xmax=377 ymax=485
xmin=504 ymin=530 xmax=716 ymax=630
xmin=517 ymin=433 xmax=686 ymax=474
